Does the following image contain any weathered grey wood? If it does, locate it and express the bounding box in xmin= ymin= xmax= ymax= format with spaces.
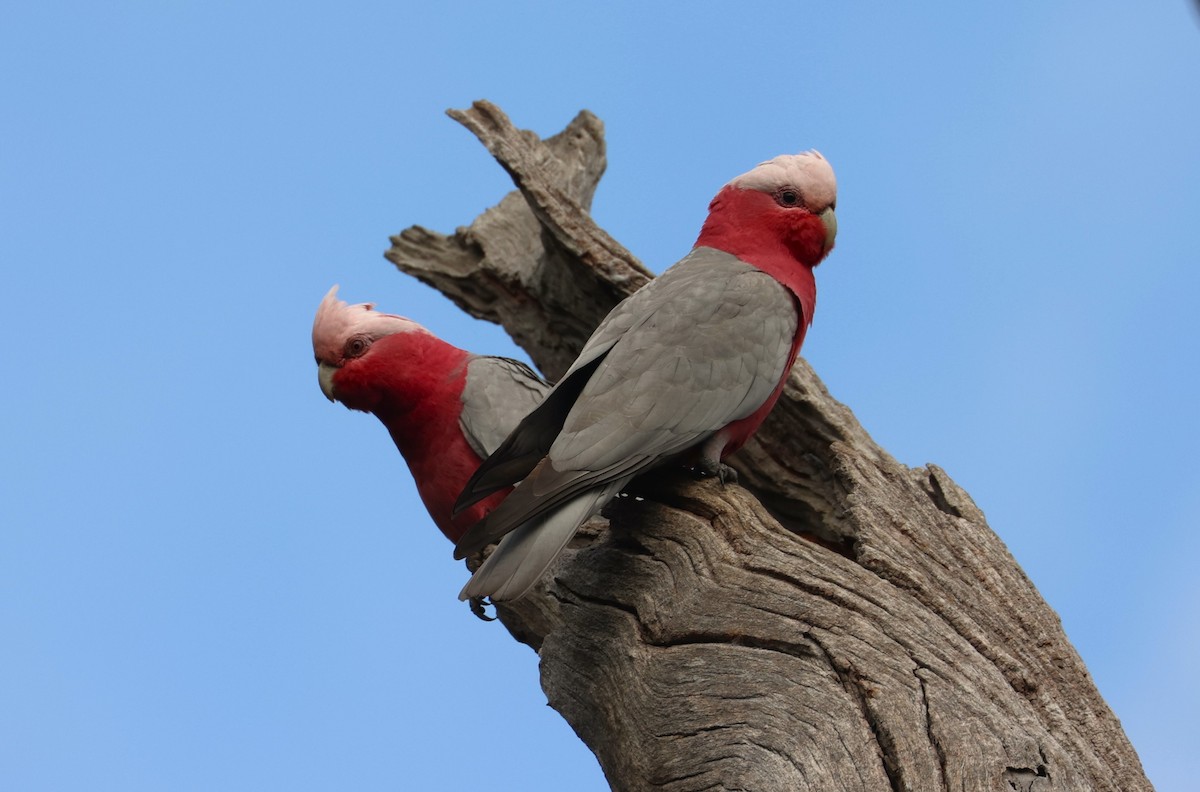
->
xmin=386 ymin=100 xmax=1151 ymax=792
xmin=386 ymin=103 xmax=651 ymax=381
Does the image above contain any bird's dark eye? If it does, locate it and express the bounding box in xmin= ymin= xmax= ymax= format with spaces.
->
xmin=776 ymin=189 xmax=802 ymax=208
xmin=344 ymin=336 xmax=371 ymax=358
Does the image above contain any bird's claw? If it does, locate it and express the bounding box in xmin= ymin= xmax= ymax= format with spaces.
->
xmin=468 ymin=595 xmax=496 ymax=621
xmin=691 ymin=459 xmax=739 ymax=486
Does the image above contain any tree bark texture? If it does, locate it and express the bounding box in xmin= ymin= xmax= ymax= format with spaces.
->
xmin=386 ymin=101 xmax=1151 ymax=792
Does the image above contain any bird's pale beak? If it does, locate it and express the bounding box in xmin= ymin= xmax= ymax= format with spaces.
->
xmin=317 ymin=362 xmax=338 ymax=402
xmin=819 ymin=207 xmax=837 ymax=254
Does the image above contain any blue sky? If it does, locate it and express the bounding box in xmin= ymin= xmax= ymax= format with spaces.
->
xmin=3 ymin=3 xmax=1196 ymax=790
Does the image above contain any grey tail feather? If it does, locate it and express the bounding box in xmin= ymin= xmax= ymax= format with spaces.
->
xmin=457 ymin=482 xmax=624 ymax=602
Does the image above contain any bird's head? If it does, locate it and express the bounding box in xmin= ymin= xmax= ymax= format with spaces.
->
xmin=697 ymin=151 xmax=838 ymax=270
xmin=311 ymin=285 xmax=435 ymax=413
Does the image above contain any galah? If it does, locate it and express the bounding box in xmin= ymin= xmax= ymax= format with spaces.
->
xmin=312 ymin=286 xmax=549 ymax=543
xmin=453 ymin=152 xmax=838 ymax=602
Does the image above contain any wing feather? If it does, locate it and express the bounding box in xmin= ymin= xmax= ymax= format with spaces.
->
xmin=454 ymin=248 xmax=799 ymax=560
xmin=453 ymin=354 xmax=605 ymax=514
xmin=458 ymin=356 xmax=550 ymax=458
xmin=551 ymin=251 xmax=797 ymax=472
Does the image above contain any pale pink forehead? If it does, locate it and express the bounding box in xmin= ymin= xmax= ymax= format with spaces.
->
xmin=312 ymin=285 xmax=428 ymax=359
xmin=727 ymin=151 xmax=837 ymax=210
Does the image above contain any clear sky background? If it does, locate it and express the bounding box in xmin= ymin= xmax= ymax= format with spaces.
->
xmin=3 ymin=3 xmax=1197 ymax=790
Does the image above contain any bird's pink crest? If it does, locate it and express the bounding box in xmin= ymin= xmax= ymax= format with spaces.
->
xmin=727 ymin=151 xmax=837 ymax=211
xmin=312 ymin=285 xmax=430 ymax=363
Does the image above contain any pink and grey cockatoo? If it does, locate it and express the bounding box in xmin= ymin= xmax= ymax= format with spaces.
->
xmin=313 ymin=287 xmax=549 ymax=543
xmin=453 ymin=152 xmax=838 ymax=602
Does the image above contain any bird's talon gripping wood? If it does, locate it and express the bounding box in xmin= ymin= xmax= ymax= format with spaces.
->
xmin=690 ymin=459 xmax=741 ymax=485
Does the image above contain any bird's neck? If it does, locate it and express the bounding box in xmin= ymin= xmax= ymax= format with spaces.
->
xmin=365 ymin=339 xmax=490 ymax=542
xmin=694 ymin=192 xmax=819 ymax=328
xmin=389 ymin=416 xmax=494 ymax=543
xmin=355 ymin=334 xmax=462 ymax=437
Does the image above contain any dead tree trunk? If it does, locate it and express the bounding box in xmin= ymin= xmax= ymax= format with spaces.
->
xmin=386 ymin=101 xmax=1151 ymax=792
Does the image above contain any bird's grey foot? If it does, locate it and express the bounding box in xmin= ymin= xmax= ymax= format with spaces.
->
xmin=691 ymin=459 xmax=739 ymax=485
xmin=468 ymin=595 xmax=496 ymax=621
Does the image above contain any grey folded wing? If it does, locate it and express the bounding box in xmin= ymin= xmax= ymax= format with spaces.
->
xmin=459 ymin=356 xmax=551 ymax=458
xmin=455 ymin=248 xmax=798 ymax=557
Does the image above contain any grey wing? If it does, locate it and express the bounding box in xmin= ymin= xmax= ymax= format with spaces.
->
xmin=454 ymin=270 xmax=663 ymax=512
xmin=453 ymin=354 xmax=607 ymax=514
xmin=551 ymin=250 xmax=798 ymax=471
xmin=459 ymin=356 xmax=551 ymax=458
xmin=454 ymin=249 xmax=798 ymax=557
